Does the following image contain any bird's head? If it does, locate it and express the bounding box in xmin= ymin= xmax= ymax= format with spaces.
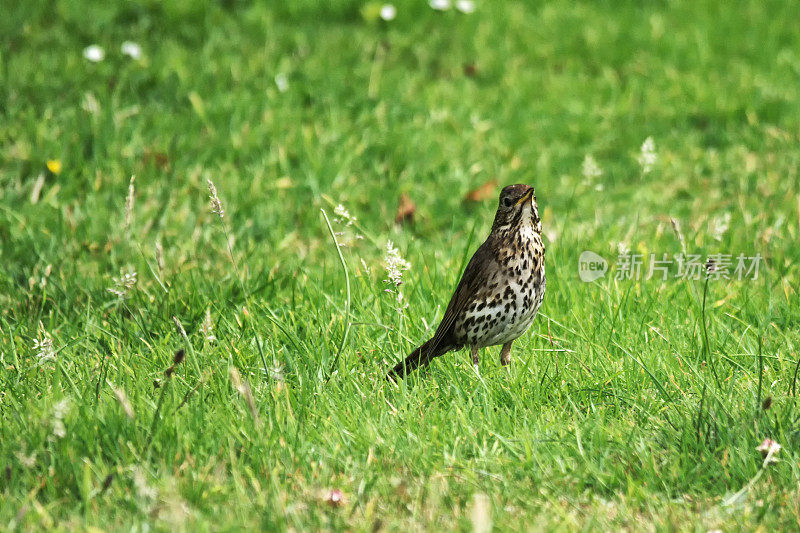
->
xmin=491 ymin=184 xmax=541 ymax=234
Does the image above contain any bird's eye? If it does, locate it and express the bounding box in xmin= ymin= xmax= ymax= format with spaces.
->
xmin=502 ymin=197 xmax=514 ymax=208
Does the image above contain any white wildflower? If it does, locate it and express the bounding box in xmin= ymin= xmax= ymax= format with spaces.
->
xmin=380 ymin=4 xmax=397 ymax=20
xmin=201 ymin=308 xmax=216 ymax=343
xmin=16 ymin=449 xmax=37 ymax=468
xmin=124 ymin=175 xmax=135 ymax=229
xmin=711 ymin=212 xmax=731 ymax=241
xmin=52 ymin=398 xmax=70 ymax=438
xmin=268 ymin=363 xmax=285 ymax=382
xmin=617 ymin=241 xmax=630 ymax=256
xmin=108 ymin=268 xmax=137 ymax=298
xmin=275 ymin=73 xmax=289 ymax=93
xmin=756 ymin=438 xmax=781 ymax=465
xmin=83 ymin=45 xmax=105 ymax=62
xmin=455 ymin=0 xmax=476 ymax=13
xmin=207 ymin=179 xmax=225 ymax=218
xmin=333 ymin=204 xmax=356 ymax=226
xmin=582 ymin=154 xmax=603 ymax=182
xmin=121 ymin=41 xmax=142 ymax=60
xmin=384 ymin=240 xmax=411 ymax=286
xmin=429 ymin=0 xmax=451 ymax=10
xmin=637 ymin=136 xmax=657 ymax=174
xmin=360 ymin=258 xmax=372 ymax=276
xmin=32 ymin=323 xmax=55 ymax=361
xmin=32 ymin=336 xmax=54 ymax=360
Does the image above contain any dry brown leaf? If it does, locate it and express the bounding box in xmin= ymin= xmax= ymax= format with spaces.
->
xmin=143 ymin=148 xmax=170 ymax=170
xmin=394 ymin=193 xmax=416 ymax=224
xmin=464 ymin=179 xmax=498 ymax=203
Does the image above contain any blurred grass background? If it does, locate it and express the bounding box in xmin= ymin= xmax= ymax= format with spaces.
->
xmin=2 ymin=0 xmax=800 ymax=530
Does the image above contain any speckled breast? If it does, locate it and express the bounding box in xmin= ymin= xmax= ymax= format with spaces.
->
xmin=455 ymin=230 xmax=545 ymax=348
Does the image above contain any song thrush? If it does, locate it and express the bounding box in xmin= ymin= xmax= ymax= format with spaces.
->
xmin=388 ymin=184 xmax=546 ymax=379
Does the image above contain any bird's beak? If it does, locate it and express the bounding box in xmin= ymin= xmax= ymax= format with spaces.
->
xmin=515 ymin=188 xmax=534 ymax=206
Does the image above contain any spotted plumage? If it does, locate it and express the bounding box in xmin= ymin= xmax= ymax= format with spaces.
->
xmin=388 ymin=184 xmax=546 ymax=379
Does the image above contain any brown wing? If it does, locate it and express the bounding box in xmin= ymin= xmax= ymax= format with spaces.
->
xmin=428 ymin=239 xmax=499 ymax=349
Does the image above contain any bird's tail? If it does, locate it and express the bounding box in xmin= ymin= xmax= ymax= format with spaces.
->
xmin=387 ymin=338 xmax=451 ymax=380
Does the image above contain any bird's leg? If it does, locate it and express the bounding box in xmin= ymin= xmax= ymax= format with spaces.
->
xmin=471 ymin=345 xmax=479 ymax=372
xmin=500 ymin=341 xmax=513 ymax=366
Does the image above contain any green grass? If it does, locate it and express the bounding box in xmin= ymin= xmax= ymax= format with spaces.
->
xmin=2 ymin=0 xmax=800 ymax=529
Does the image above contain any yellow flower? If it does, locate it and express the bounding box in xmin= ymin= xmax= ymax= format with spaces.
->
xmin=46 ymin=160 xmax=62 ymax=175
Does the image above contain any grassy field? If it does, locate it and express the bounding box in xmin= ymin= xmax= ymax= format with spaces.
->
xmin=2 ymin=0 xmax=800 ymax=529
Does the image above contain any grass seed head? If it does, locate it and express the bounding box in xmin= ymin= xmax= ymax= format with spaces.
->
xmin=229 ymin=367 xmax=259 ymax=424
xmin=155 ymin=241 xmax=164 ymax=272
xmin=112 ymin=385 xmax=135 ymax=419
xmin=670 ymin=217 xmax=687 ymax=255
xmin=172 ymin=316 xmax=187 ymax=338
xmin=124 ymin=175 xmax=135 ymax=229
xmin=207 ymin=179 xmax=225 ymax=218
xmin=638 ymin=136 xmax=657 ymax=174
xmin=201 ymin=308 xmax=216 ymax=343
